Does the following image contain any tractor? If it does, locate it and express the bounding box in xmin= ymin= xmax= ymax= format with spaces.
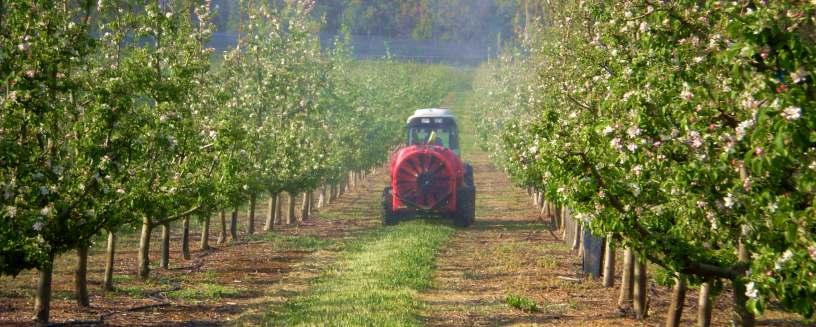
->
xmin=382 ymin=108 xmax=475 ymax=227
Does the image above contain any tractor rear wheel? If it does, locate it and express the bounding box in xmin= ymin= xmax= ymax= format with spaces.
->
xmin=382 ymin=187 xmax=398 ymax=226
xmin=464 ymin=163 xmax=474 ymax=187
xmin=453 ymin=185 xmax=475 ymax=227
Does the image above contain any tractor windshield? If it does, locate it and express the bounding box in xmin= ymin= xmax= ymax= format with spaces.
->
xmin=407 ymin=117 xmax=459 ymax=154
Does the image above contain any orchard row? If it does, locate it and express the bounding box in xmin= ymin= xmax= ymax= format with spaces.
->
xmin=473 ymin=1 xmax=815 ymax=325
xmin=0 ymin=1 xmax=462 ymax=323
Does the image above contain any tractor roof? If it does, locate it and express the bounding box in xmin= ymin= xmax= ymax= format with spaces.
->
xmin=407 ymin=108 xmax=455 ymax=124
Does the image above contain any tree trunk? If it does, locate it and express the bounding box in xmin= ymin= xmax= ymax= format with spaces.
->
xmin=247 ymin=193 xmax=256 ymax=234
xmin=217 ymin=210 xmax=227 ymax=244
xmin=200 ymin=215 xmax=210 ymax=250
xmin=633 ymin=256 xmax=648 ymax=319
xmin=618 ymin=247 xmax=635 ymax=307
xmin=32 ymin=254 xmax=54 ymax=325
xmin=602 ymin=235 xmax=615 ymax=288
xmin=554 ymin=203 xmax=562 ymax=230
xmin=229 ymin=207 xmax=238 ymax=241
xmin=562 ymin=208 xmax=569 ymax=240
xmin=330 ymin=184 xmax=337 ymax=201
xmin=572 ymin=221 xmax=581 ymax=250
xmin=548 ymin=203 xmax=557 ymax=227
xmin=275 ymin=193 xmax=283 ymax=225
xmin=308 ymin=191 xmax=315 ymax=215
xmin=74 ymin=244 xmax=90 ymax=307
xmin=665 ymin=275 xmax=688 ymax=327
xmin=734 ymin=166 xmax=756 ymax=327
xmin=160 ymin=223 xmax=170 ymax=269
xmin=287 ymin=192 xmax=297 ymax=224
xmin=733 ymin=226 xmax=756 ymax=327
xmin=318 ymin=186 xmax=326 ymax=208
xmin=265 ymin=194 xmax=277 ymax=231
xmin=698 ymin=281 xmax=713 ymax=327
xmin=301 ymin=192 xmax=309 ymax=220
xmin=732 ymin=278 xmax=756 ymax=327
xmin=104 ymin=231 xmax=116 ymax=291
xmin=138 ymin=218 xmax=152 ymax=280
xmin=349 ymin=171 xmax=356 ymax=190
xmin=181 ymin=216 xmax=191 ymax=260
xmin=577 ymin=224 xmax=585 ymax=257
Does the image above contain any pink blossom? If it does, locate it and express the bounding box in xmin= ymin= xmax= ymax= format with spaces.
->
xmin=755 ymin=147 xmax=764 ymax=156
xmin=688 ymin=131 xmax=703 ymax=148
xmin=760 ymin=46 xmax=771 ymax=60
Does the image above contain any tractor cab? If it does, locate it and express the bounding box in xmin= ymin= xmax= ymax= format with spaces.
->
xmin=406 ymin=108 xmax=460 ymax=155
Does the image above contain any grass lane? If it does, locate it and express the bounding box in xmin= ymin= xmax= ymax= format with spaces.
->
xmin=263 ymin=220 xmax=455 ymax=326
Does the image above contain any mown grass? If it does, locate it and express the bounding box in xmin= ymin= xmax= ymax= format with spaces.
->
xmin=247 ymin=233 xmax=336 ymax=252
xmin=263 ymin=220 xmax=455 ymax=326
xmin=167 ymin=283 xmax=240 ymax=300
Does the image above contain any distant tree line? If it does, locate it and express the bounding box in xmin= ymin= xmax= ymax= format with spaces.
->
xmin=211 ymin=0 xmax=533 ymax=43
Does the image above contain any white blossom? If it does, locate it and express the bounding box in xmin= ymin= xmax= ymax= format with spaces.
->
xmin=529 ymin=145 xmax=538 ymax=154
xmin=775 ymin=249 xmax=794 ymax=270
xmin=632 ymin=164 xmax=642 ymax=176
xmin=745 ymin=282 xmax=758 ymax=299
xmin=33 ymin=221 xmax=44 ymax=232
xmin=723 ymin=193 xmax=735 ymax=208
xmin=680 ymin=83 xmax=693 ymax=101
xmin=741 ymin=98 xmax=762 ymax=110
xmin=791 ymin=68 xmax=809 ymax=84
xmin=627 ymin=126 xmax=642 ymax=138
xmin=610 ymin=137 xmax=623 ymax=151
xmin=602 ymin=126 xmax=614 ymax=136
xmin=736 ymin=119 xmax=755 ymax=140
xmin=705 ymin=211 xmax=718 ymax=230
xmin=768 ymin=202 xmax=778 ymax=213
xmin=627 ymin=143 xmax=638 ymax=152
xmin=781 ymin=106 xmax=801 ymax=121
xmin=631 ymin=184 xmax=641 ymax=196
xmin=639 ymin=21 xmax=649 ymax=33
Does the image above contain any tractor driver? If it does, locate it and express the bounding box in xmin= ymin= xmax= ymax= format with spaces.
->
xmin=427 ymin=131 xmax=444 ymax=146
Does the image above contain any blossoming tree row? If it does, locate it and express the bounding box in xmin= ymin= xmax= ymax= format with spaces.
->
xmin=0 ymin=0 xmax=458 ymax=324
xmin=473 ymin=1 xmax=815 ymax=325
